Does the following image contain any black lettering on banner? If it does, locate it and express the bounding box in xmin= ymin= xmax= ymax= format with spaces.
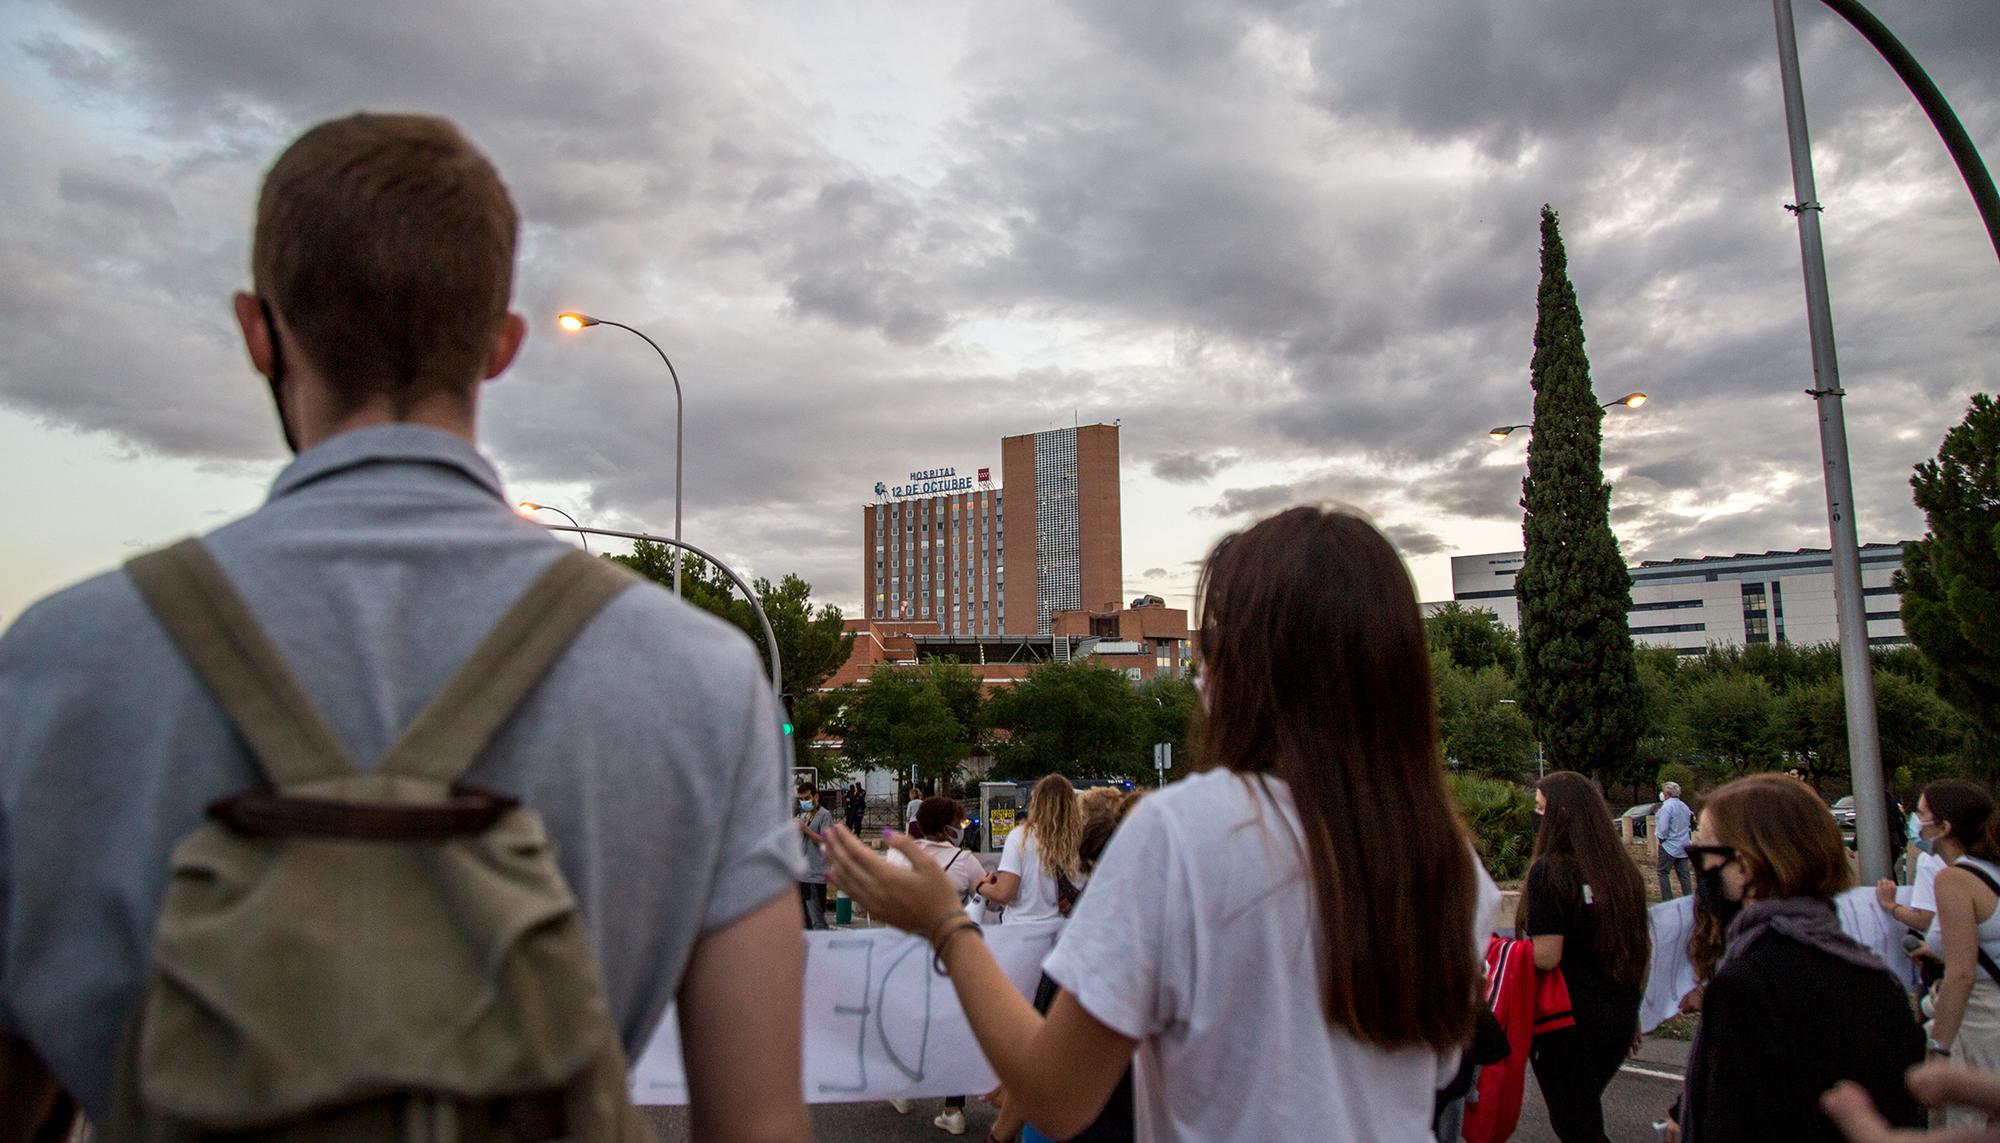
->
xmin=816 ymin=937 xmax=874 ymax=1094
xmin=875 ymin=937 xmax=933 ymax=1082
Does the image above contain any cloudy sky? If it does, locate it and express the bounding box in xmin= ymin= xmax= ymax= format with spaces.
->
xmin=1 ymin=0 xmax=1994 ymax=627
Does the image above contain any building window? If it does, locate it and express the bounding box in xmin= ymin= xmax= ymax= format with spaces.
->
xmin=1632 ymin=622 xmax=1707 ymax=635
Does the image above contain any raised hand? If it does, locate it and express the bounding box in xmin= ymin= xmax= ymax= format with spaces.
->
xmin=822 ymin=824 xmax=965 ymax=935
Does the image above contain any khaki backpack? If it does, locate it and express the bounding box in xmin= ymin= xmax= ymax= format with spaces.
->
xmin=108 ymin=540 xmax=651 ymax=1142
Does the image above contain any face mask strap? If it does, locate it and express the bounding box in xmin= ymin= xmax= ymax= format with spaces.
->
xmin=259 ymin=297 xmax=299 ymax=455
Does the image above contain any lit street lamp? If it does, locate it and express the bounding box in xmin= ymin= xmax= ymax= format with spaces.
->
xmin=557 ymin=311 xmax=684 ymax=598
xmin=515 ymin=501 xmax=589 ymax=554
xmin=1488 ymin=391 xmax=1649 ymax=443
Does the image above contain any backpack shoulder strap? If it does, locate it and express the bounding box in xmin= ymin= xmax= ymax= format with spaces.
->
xmin=1948 ymin=860 xmax=2000 ymax=988
xmin=377 ymin=550 xmax=638 ymax=786
xmin=125 ymin=539 xmax=357 ymax=788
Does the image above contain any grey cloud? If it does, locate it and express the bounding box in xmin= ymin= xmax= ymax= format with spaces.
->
xmin=58 ymin=168 xmax=177 ymax=221
xmin=1142 ymin=566 xmax=1168 ymax=578
xmin=1200 ymin=483 xmax=1298 ymax=519
xmin=1151 ymin=451 xmax=1238 ymax=483
xmin=1383 ymin=524 xmax=1447 ymax=557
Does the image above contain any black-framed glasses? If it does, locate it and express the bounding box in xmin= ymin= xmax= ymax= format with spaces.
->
xmin=1686 ymin=844 xmax=1737 ymax=870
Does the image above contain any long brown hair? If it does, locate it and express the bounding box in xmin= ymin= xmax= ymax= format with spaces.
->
xmin=1194 ymin=506 xmax=1479 ymax=1051
xmin=1702 ymin=773 xmax=1852 ymax=899
xmin=1923 ymin=779 xmax=2000 ymax=862
xmin=1025 ymin=774 xmax=1083 ymax=879
xmin=1515 ymin=771 xmax=1650 ymax=991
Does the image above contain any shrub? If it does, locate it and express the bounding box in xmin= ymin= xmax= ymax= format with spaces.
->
xmin=1451 ymin=772 xmax=1538 ymax=881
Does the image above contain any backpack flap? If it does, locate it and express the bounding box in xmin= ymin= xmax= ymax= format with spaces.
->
xmin=137 ymin=806 xmax=610 ymax=1129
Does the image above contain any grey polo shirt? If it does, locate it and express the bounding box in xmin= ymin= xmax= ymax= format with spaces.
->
xmin=0 ymin=424 xmax=803 ymax=1119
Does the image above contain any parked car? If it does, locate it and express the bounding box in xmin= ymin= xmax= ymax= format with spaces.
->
xmin=1831 ymin=795 xmax=1858 ymax=834
xmin=1618 ymin=801 xmax=1661 ymax=840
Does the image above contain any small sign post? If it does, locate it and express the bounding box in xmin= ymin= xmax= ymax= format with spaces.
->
xmin=1153 ymin=743 xmax=1172 ymax=787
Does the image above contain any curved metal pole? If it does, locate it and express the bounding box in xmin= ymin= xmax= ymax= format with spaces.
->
xmin=522 ymin=504 xmax=589 ymax=554
xmin=1816 ymin=0 xmax=2000 ymax=265
xmin=593 ymin=320 xmax=685 ymax=599
xmin=536 ymin=522 xmax=783 ymax=700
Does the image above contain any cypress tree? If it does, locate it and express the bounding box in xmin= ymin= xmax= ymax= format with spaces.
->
xmin=1515 ymin=206 xmax=1644 ymax=782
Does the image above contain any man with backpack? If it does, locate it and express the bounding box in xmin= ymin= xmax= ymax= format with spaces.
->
xmin=0 ymin=113 xmax=808 ymax=1141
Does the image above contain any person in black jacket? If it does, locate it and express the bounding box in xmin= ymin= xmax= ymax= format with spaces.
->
xmin=1674 ymin=773 xmax=1924 ymax=1143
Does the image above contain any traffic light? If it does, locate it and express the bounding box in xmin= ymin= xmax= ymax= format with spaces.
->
xmin=781 ymin=692 xmax=797 ymax=738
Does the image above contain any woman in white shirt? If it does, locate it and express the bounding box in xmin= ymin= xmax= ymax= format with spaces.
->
xmin=825 ymin=507 xmax=1499 ymax=1143
xmin=979 ymin=775 xmax=1083 ymax=923
xmin=1915 ymin=779 xmax=2000 ymax=1127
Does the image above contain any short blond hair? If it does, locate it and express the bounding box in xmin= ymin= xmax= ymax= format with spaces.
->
xmin=253 ymin=113 xmax=517 ymax=412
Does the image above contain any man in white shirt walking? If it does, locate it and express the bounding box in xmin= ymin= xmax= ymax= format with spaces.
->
xmin=1655 ymin=782 xmax=1694 ymax=899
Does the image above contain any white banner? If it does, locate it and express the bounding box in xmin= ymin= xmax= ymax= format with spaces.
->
xmin=631 ymin=921 xmax=1065 ymax=1105
xmin=1638 ymin=886 xmax=1919 ymax=1032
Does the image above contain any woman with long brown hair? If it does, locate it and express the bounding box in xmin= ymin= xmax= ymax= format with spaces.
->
xmin=1515 ymin=770 xmax=1649 ymax=1143
xmin=1912 ymin=778 xmax=2000 ymax=1126
xmin=977 ymin=774 xmax=1084 ymax=924
xmin=822 ymin=506 xmax=1499 ymax=1141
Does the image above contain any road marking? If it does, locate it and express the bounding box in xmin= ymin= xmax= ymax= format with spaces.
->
xmin=1620 ymin=1063 xmax=1685 ymax=1082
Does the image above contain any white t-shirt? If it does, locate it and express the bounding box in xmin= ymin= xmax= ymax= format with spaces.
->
xmin=1041 ymin=769 xmax=1501 ymax=1143
xmin=997 ymin=822 xmax=1067 ymax=924
xmin=906 ymin=798 xmax=923 ymax=826
xmin=1912 ymin=851 xmax=1947 ymax=915
xmin=887 ymin=838 xmax=986 ymax=901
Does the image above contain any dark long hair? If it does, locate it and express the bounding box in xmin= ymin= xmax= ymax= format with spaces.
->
xmin=1514 ymin=771 xmax=1650 ymax=991
xmin=1193 ymin=506 xmax=1479 ymax=1051
xmin=1924 ymin=779 xmax=2000 ymax=862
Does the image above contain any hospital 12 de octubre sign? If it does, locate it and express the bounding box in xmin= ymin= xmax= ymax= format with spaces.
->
xmin=876 ymin=466 xmax=975 ymax=499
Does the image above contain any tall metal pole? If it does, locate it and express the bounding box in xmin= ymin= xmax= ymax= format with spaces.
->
xmin=1773 ymin=0 xmax=1889 ymax=882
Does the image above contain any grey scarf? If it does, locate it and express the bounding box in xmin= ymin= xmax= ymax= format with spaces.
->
xmin=1718 ymin=895 xmax=1896 ymax=978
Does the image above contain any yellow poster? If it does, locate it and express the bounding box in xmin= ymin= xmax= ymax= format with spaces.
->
xmin=989 ymin=808 xmax=1017 ymax=848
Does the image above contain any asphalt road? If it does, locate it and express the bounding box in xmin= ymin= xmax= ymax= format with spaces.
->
xmin=644 ymin=1038 xmax=1691 ymax=1141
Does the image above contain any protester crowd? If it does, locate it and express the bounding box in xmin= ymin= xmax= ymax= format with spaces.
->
xmin=2 ymin=110 xmax=1996 ymax=1143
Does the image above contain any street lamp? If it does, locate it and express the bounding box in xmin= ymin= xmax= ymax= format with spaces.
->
xmin=1487 ymin=392 xmax=1648 ymax=442
xmin=1496 ymin=699 xmax=1545 ymax=780
xmin=515 ymin=501 xmax=590 ymax=554
xmin=557 ymin=311 xmax=684 ymax=598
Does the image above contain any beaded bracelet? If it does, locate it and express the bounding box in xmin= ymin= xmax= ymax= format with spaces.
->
xmin=932 ymin=918 xmax=985 ymax=976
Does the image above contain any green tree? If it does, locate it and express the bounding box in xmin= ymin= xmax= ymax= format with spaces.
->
xmin=1777 ymin=670 xmax=1969 ymax=781
xmin=1632 ymin=646 xmax=1689 ymax=785
xmin=1514 ymin=206 xmax=1644 ymax=781
xmin=1899 ymin=394 xmax=2000 ymax=739
xmin=919 ymin=657 xmax=985 ymax=755
xmin=1426 ymin=603 xmax=1521 ymax=675
xmin=611 ymin=541 xmax=852 ymax=696
xmin=1682 ymin=674 xmax=1777 ymax=774
xmin=830 ymin=666 xmax=971 ymax=785
xmin=1136 ymin=674 xmax=1199 ymax=782
xmin=983 ymin=660 xmax=1146 ymax=782
xmin=1435 ymin=658 xmax=1534 ymax=773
